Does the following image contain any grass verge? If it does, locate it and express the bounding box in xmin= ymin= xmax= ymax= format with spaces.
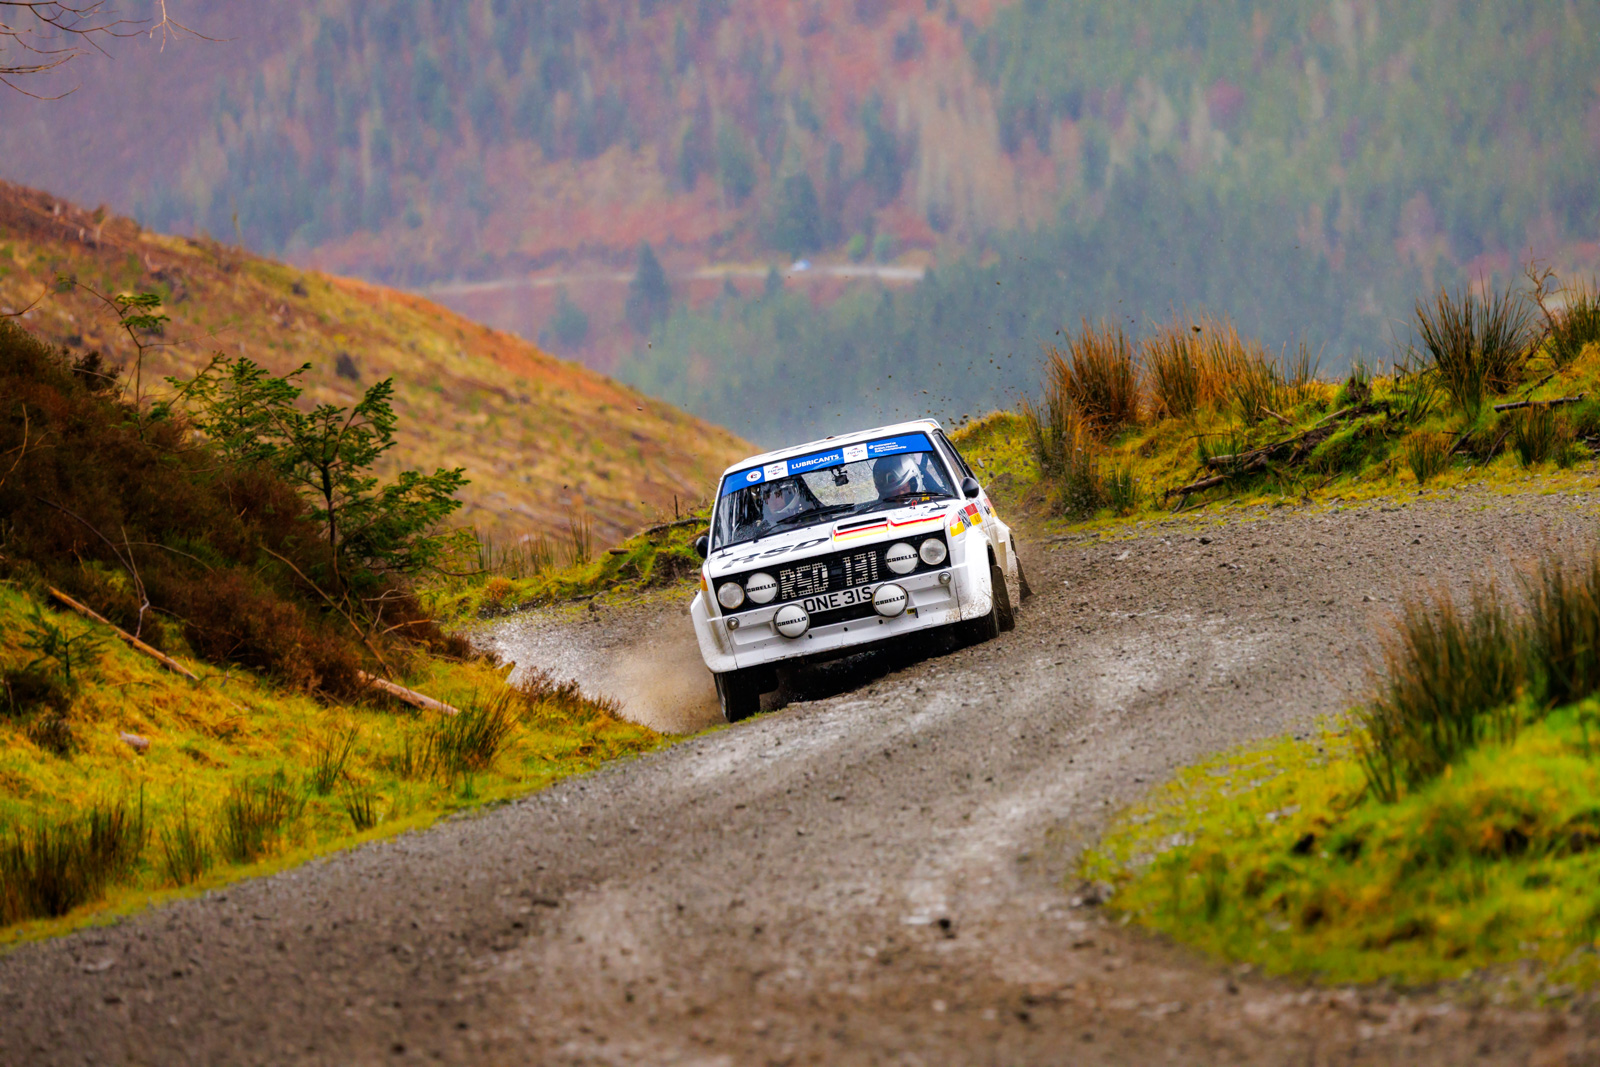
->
xmin=423 ymin=509 xmax=711 ymax=623
xmin=0 ymin=585 xmax=663 ymax=944
xmin=1082 ymin=548 xmax=1600 ymax=991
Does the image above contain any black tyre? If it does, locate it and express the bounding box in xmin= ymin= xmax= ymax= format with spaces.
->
xmin=714 ymin=668 xmax=763 ymax=723
xmin=993 ymin=560 xmax=1016 ymax=632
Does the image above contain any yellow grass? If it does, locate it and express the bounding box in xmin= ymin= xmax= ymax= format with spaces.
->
xmin=0 ymin=584 xmax=665 ymax=944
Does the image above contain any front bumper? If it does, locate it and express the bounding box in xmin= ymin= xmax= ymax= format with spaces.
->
xmin=692 ymin=564 xmax=980 ymax=673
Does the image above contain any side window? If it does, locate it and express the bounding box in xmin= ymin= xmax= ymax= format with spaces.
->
xmin=935 ymin=430 xmax=975 ymax=482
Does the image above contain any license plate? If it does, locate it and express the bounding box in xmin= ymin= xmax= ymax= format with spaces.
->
xmin=801 ymin=585 xmax=874 ymax=614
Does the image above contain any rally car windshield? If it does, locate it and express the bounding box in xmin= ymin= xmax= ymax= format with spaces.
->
xmin=712 ymin=441 xmax=956 ymax=551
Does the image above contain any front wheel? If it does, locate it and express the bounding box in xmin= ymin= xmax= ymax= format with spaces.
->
xmin=993 ymin=560 xmax=1016 ymax=632
xmin=954 ymin=562 xmax=1008 ymax=646
xmin=714 ymin=668 xmax=764 ymax=723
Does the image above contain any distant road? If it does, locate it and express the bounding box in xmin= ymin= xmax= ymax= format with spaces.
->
xmin=421 ymin=261 xmax=926 ymax=297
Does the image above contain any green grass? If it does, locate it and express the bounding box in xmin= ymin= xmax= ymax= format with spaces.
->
xmin=0 ymin=585 xmax=665 ymax=943
xmin=423 ymin=509 xmax=711 ymax=622
xmin=962 ymin=328 xmax=1600 ymax=532
xmin=1085 ymin=550 xmax=1600 ymax=990
xmin=1083 ymin=714 xmax=1600 ymax=989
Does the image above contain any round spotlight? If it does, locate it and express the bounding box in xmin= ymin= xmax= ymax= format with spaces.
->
xmin=717 ymin=581 xmax=745 ymax=610
xmin=745 ymin=572 xmax=777 ymax=604
xmin=918 ymin=538 xmax=947 ymax=566
xmin=773 ymin=603 xmax=810 ymax=638
xmin=872 ymin=583 xmax=908 ymax=617
xmin=885 ymin=542 xmax=918 ymax=575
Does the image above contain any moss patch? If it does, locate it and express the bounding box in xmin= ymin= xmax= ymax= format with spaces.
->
xmin=1082 ymin=709 xmax=1600 ymax=989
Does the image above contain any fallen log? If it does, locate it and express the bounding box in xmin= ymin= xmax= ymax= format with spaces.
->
xmin=47 ymin=586 xmax=199 ymax=682
xmin=639 ymin=517 xmax=706 ymax=537
xmin=357 ymin=671 xmax=459 ymax=715
xmin=1310 ymin=400 xmax=1388 ymax=428
xmin=1492 ymin=393 xmax=1586 ymax=413
xmin=119 ymin=731 xmax=150 ymax=753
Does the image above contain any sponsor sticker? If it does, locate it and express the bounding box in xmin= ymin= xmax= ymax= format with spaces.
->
xmin=719 ymin=432 xmax=936 ymax=496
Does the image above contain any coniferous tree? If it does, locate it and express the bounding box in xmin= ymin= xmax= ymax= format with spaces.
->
xmin=625 ymin=242 xmax=671 ymax=335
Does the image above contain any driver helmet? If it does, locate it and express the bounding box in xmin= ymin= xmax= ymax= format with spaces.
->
xmin=873 ymin=454 xmax=921 ymax=498
xmin=761 ymin=479 xmax=803 ymax=521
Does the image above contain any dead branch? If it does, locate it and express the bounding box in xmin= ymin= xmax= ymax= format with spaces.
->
xmin=1262 ymin=408 xmax=1294 ymax=429
xmin=47 ymin=585 xmax=199 ymax=681
xmin=1492 ymin=394 xmax=1586 ymax=413
xmin=37 ymin=498 xmax=151 ymax=636
xmin=0 ymin=402 xmax=28 ymax=490
xmin=1 ymin=2 xmax=217 ymax=95
xmin=258 ymin=544 xmax=394 ymax=675
xmin=357 ymin=670 xmax=459 ymax=716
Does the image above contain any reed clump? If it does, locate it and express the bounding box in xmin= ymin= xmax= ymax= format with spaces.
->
xmin=0 ymin=798 xmax=146 ymax=922
xmin=1414 ymin=284 xmax=1536 ymax=413
xmin=1357 ymin=587 xmax=1524 ymax=803
xmin=1044 ymin=320 xmax=1141 ymax=436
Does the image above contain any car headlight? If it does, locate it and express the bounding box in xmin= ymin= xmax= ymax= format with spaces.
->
xmin=745 ymin=572 xmax=777 ymax=604
xmin=918 ymin=538 xmax=947 ymax=566
xmin=885 ymin=541 xmax=918 ymax=575
xmin=717 ymin=581 xmax=745 ymax=610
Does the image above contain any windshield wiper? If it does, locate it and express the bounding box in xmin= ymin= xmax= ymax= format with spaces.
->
xmin=770 ymin=502 xmax=857 ymax=530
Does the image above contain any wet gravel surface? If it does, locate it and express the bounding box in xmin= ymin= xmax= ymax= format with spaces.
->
xmin=4 ymin=487 xmax=1600 ymax=1065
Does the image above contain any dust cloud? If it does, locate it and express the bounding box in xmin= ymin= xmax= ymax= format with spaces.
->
xmin=592 ymin=625 xmax=724 ymax=734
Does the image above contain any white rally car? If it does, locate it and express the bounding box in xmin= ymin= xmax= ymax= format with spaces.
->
xmin=690 ymin=419 xmax=1028 ymax=721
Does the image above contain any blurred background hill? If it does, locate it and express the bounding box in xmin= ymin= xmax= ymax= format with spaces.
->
xmin=0 ymin=180 xmax=747 ymax=542
xmin=2 ymin=0 xmax=1596 ymax=444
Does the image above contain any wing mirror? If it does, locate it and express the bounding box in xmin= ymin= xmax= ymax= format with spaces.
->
xmin=960 ymin=475 xmax=981 ymax=499
xmin=694 ymin=533 xmax=709 ymax=559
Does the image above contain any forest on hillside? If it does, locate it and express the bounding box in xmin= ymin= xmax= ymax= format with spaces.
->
xmin=3 ymin=0 xmax=1596 ymax=445
xmin=616 ymin=0 xmax=1600 ymax=443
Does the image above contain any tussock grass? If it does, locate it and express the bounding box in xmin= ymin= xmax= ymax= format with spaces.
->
xmin=159 ymin=803 xmax=212 ymax=886
xmin=1545 ymin=278 xmax=1600 ymax=368
xmin=307 ymin=723 xmax=359 ymax=795
xmin=1357 ymin=587 xmax=1524 ymax=802
xmin=1415 ymin=284 xmax=1536 ymax=414
xmin=1045 ymin=320 xmax=1140 ymax=436
xmin=216 ymin=775 xmax=304 ymax=865
xmin=1509 ymin=405 xmax=1574 ymax=468
xmin=1 ymin=798 xmax=146 ymax=922
xmin=1523 ymin=553 xmax=1600 ymax=708
xmin=1402 ymin=431 xmax=1452 ymax=484
xmin=341 ymin=786 xmax=380 ymax=832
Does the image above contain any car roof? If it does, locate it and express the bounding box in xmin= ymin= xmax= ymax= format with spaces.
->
xmin=719 ymin=418 xmax=947 ymax=479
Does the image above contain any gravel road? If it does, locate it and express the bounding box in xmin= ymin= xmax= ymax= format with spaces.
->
xmin=4 ymin=487 xmax=1599 ymax=1065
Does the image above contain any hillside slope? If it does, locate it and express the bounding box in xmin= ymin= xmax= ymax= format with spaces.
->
xmin=0 ymin=180 xmax=748 ymax=542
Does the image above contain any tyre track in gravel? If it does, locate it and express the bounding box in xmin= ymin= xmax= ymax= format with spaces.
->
xmin=2 ymin=487 xmax=1598 ymax=1065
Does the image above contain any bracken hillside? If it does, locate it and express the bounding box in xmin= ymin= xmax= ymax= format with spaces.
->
xmin=0 ymin=180 xmax=748 ymax=543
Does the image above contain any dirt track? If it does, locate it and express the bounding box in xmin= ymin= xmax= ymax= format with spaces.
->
xmin=4 ymin=487 xmax=1600 ymax=1065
